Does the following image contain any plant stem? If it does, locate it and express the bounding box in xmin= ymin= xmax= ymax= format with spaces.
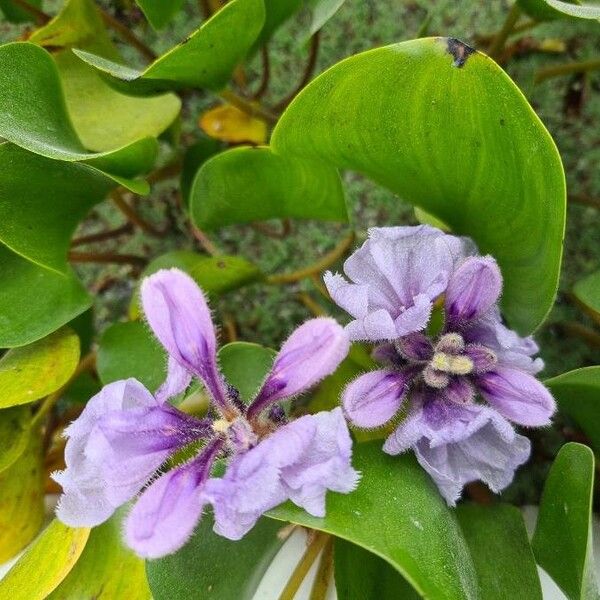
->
xmin=219 ymin=89 xmax=278 ymax=125
xmin=267 ymin=231 xmax=355 ymax=285
xmin=111 ymin=190 xmax=166 ymax=237
xmin=71 ymin=223 xmax=133 ymax=247
xmin=99 ymin=8 xmax=157 ymax=62
xmin=11 ymin=0 xmax=49 ymax=24
xmin=68 ymin=250 xmax=147 ymax=267
xmin=191 ymin=225 xmax=220 ymax=255
xmin=476 ymin=18 xmax=539 ymax=44
xmin=488 ymin=3 xmax=522 ymax=60
xmin=309 ymin=537 xmax=334 ymax=600
xmin=251 ymin=219 xmax=291 ymax=239
xmin=297 ymin=292 xmax=326 ymax=317
xmin=223 ymin=313 xmax=238 ymax=342
xmin=32 ymin=353 xmax=97 ymax=429
xmin=569 ymin=194 xmax=600 ymax=210
xmin=274 ymin=33 xmax=320 ymax=111
xmin=278 ymin=532 xmax=330 ymax=600
xmin=535 ymin=57 xmax=600 ymax=83
xmin=252 ymin=45 xmax=271 ymax=100
xmin=557 ymin=321 xmax=600 ymax=349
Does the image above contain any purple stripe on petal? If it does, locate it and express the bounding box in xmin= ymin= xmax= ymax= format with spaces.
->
xmin=247 ymin=318 xmax=349 ymax=419
xmin=342 ymin=369 xmax=411 ymax=429
xmin=477 ymin=366 xmax=556 ymax=427
xmin=445 ymin=256 xmax=502 ymax=324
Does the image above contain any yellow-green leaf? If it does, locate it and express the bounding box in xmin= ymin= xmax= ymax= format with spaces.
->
xmin=0 ymin=405 xmax=31 ymax=473
xmin=199 ymin=104 xmax=267 ymax=144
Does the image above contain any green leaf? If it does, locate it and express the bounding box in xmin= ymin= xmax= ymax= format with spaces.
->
xmin=519 ymin=0 xmax=600 ymax=20
xmin=146 ymin=515 xmax=285 ymax=600
xmin=546 ymin=367 xmax=600 ymax=452
xmin=47 ymin=510 xmax=151 ymax=599
xmin=129 ymin=250 xmax=263 ymax=317
xmin=253 ymin=0 xmax=303 ymax=48
xmin=0 ymin=519 xmax=90 ymax=599
xmin=0 ymin=406 xmax=31 ymax=473
xmin=181 ymin=137 xmax=223 ymax=204
xmin=0 ymin=431 xmax=45 ymax=563
xmin=0 ymin=42 xmax=157 ymax=191
xmin=218 ymin=342 xmax=276 ymax=402
xmin=0 ymin=244 xmax=91 ymax=348
xmin=457 ymin=503 xmax=542 ymax=599
xmin=574 ymin=270 xmax=600 ymax=324
xmin=518 ymin=0 xmax=581 ymax=20
xmin=74 ymin=0 xmax=266 ymax=93
xmin=29 ymin=0 xmax=181 ymax=153
xmin=0 ymin=144 xmax=114 ymax=274
xmin=532 ymin=443 xmax=599 ymax=599
xmin=97 ymin=321 xmax=166 ymax=392
xmin=0 ymin=328 xmax=80 ymax=408
xmin=334 ymin=538 xmax=420 ymax=599
xmin=269 ymin=443 xmax=479 ymax=599
xmin=135 ymin=0 xmax=185 ymax=29
xmin=271 ymin=37 xmax=566 ymax=335
xmin=190 ymin=146 xmax=348 ymax=229
xmin=0 ymin=0 xmax=42 ymax=23
xmin=306 ymin=0 xmax=346 ymax=35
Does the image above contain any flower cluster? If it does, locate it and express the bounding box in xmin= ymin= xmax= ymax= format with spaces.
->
xmin=54 ymin=268 xmax=358 ymax=558
xmin=325 ymin=226 xmax=555 ymax=504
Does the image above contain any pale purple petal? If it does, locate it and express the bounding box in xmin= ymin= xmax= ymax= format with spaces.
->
xmin=342 ymin=369 xmax=411 ymax=428
xmin=323 ymin=272 xmax=369 ymax=319
xmin=394 ymin=294 xmax=433 ymax=336
xmin=155 ymin=356 xmax=192 ymax=404
xmin=445 ymin=256 xmax=502 ymax=324
xmin=344 ymin=309 xmax=398 ymax=341
xmin=478 ymin=366 xmax=556 ymax=427
xmin=248 ymin=318 xmax=349 ymax=418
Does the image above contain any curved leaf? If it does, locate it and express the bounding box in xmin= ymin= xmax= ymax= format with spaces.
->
xmin=546 ymin=367 xmax=600 ymax=452
xmin=135 ymin=0 xmax=185 ymax=29
xmin=519 ymin=0 xmax=600 ymax=20
xmin=47 ymin=510 xmax=151 ymax=599
xmin=0 ymin=328 xmax=80 ymax=409
xmin=146 ymin=515 xmax=285 ymax=600
xmin=0 ymin=406 xmax=31 ymax=473
xmin=254 ymin=0 xmax=303 ymax=48
xmin=573 ymin=270 xmax=600 ymax=325
xmin=0 ymin=42 xmax=156 ymax=191
xmin=269 ymin=443 xmax=479 ymax=599
xmin=74 ymin=0 xmax=265 ymax=93
xmin=457 ymin=503 xmax=542 ymax=599
xmin=271 ymin=37 xmax=566 ymax=334
xmin=0 ymin=520 xmax=90 ymax=599
xmin=307 ymin=0 xmax=346 ymax=35
xmin=518 ymin=0 xmax=583 ymax=20
xmin=190 ymin=146 xmax=347 ymax=229
xmin=532 ymin=443 xmax=598 ymax=599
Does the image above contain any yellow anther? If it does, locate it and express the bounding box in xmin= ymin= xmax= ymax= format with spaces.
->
xmin=431 ymin=351 xmax=474 ymax=375
xmin=212 ymin=419 xmax=230 ymax=434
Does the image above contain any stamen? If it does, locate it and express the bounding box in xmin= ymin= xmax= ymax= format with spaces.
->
xmin=423 ymin=366 xmax=450 ymax=389
xmin=435 ymin=333 xmax=465 ymax=354
xmin=431 ymin=351 xmax=474 ymax=375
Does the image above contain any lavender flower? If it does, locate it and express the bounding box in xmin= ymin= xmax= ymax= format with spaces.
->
xmin=54 ymin=269 xmax=358 ymax=558
xmin=325 ymin=225 xmax=555 ymax=505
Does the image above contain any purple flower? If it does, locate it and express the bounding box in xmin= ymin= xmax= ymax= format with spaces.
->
xmin=54 ymin=269 xmax=358 ymax=558
xmin=327 ymin=226 xmax=555 ymax=505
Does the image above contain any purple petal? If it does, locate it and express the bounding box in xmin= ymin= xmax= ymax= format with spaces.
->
xmin=323 ymin=272 xmax=369 ymax=319
xmin=395 ymin=332 xmax=433 ymax=362
xmin=345 ymin=309 xmax=398 ymax=341
xmin=477 ymin=366 xmax=556 ymax=427
xmin=394 ymin=294 xmax=434 ymax=337
xmin=141 ymin=269 xmax=229 ymax=410
xmin=342 ymin=369 xmax=410 ymax=428
xmin=155 ymin=356 xmax=192 ymax=404
xmin=125 ymin=439 xmax=221 ymax=558
xmin=248 ymin=318 xmax=349 ymax=418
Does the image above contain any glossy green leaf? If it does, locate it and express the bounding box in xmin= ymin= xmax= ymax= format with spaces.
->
xmin=334 ymin=538 xmax=419 ymax=599
xmin=254 ymin=0 xmax=303 ymax=48
xmin=0 ymin=328 xmax=80 ymax=408
xmin=574 ymin=270 xmax=600 ymax=324
xmin=547 ymin=367 xmax=600 ymax=452
xmin=0 ymin=42 xmax=156 ymax=191
xmin=0 ymin=0 xmax=42 ymax=22
xmin=47 ymin=510 xmax=151 ymax=599
xmin=532 ymin=443 xmax=599 ymax=599
xmin=457 ymin=503 xmax=542 ymax=599
xmin=191 ymin=146 xmax=347 ymax=229
xmin=0 ymin=244 xmax=91 ymax=348
xmin=29 ymin=0 xmax=181 ymax=152
xmin=0 ymin=144 xmax=114 ymax=274
xmin=0 ymin=519 xmax=90 ymax=599
xmin=146 ymin=515 xmax=285 ymax=600
xmin=0 ymin=406 xmax=31 ymax=473
xmin=518 ymin=0 xmax=582 ymax=20
xmin=0 ymin=432 xmax=45 ymax=563
xmin=97 ymin=321 xmax=166 ymax=392
xmin=181 ymin=137 xmax=223 ymax=204
xmin=271 ymin=37 xmax=566 ymax=334
xmin=218 ymin=342 xmax=276 ymax=402
xmin=74 ymin=0 xmax=265 ymax=93
xmin=519 ymin=0 xmax=600 ymax=20
xmin=269 ymin=443 xmax=479 ymax=599
xmin=307 ymin=0 xmax=346 ymax=35
xmin=135 ymin=0 xmax=185 ymax=29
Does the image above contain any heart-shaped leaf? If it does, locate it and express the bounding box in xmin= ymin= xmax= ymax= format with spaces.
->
xmin=532 ymin=443 xmax=599 ymax=599
xmin=190 ymin=146 xmax=347 ymax=229
xmin=269 ymin=443 xmax=479 ymax=599
xmin=546 ymin=367 xmax=600 ymax=452
xmin=135 ymin=0 xmax=185 ymax=29
xmin=146 ymin=515 xmax=285 ymax=600
xmin=0 ymin=406 xmax=31 ymax=473
xmin=0 ymin=328 xmax=80 ymax=408
xmin=97 ymin=321 xmax=166 ymax=392
xmin=0 ymin=519 xmax=90 ymax=598
xmin=74 ymin=0 xmax=265 ymax=94
xmin=47 ymin=509 xmax=151 ymax=599
xmin=457 ymin=503 xmax=542 ymax=599
xmin=271 ymin=37 xmax=566 ymax=335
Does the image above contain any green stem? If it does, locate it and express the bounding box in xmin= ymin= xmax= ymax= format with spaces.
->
xmin=99 ymin=8 xmax=157 ymax=62
xmin=535 ymin=57 xmax=600 ymax=83
xmin=68 ymin=250 xmax=147 ymax=267
xmin=219 ymin=89 xmax=278 ymax=125
xmin=309 ymin=537 xmax=334 ymax=600
xmin=558 ymin=321 xmax=600 ymax=349
xmin=488 ymin=3 xmax=522 ymax=60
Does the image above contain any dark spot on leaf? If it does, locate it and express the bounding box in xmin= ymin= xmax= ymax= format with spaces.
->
xmin=217 ymin=260 xmax=227 ymax=268
xmin=446 ymin=38 xmax=475 ymax=68
xmin=500 ymin=118 xmax=506 ymax=126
